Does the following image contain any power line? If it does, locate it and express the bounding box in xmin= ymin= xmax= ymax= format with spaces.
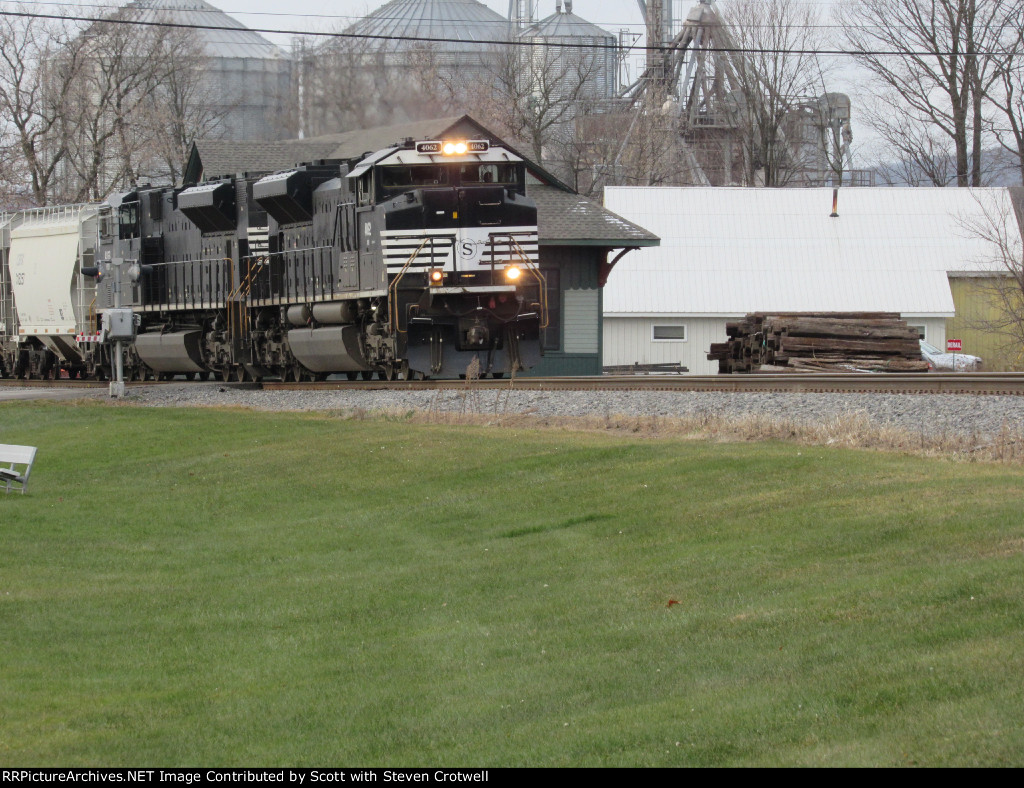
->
xmin=0 ymin=0 xmax=1008 ymax=35
xmin=0 ymin=7 xmax=1018 ymax=58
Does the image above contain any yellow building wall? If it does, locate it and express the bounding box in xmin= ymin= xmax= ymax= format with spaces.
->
xmin=948 ymin=275 xmax=1024 ymax=371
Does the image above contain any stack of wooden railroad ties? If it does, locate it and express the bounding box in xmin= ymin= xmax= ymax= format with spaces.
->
xmin=709 ymin=312 xmax=930 ymax=373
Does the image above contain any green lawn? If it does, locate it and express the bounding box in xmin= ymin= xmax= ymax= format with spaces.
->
xmin=1 ymin=401 xmax=1022 ymax=766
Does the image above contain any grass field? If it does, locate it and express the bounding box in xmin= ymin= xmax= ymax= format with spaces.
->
xmin=1 ymin=400 xmax=1022 ymax=766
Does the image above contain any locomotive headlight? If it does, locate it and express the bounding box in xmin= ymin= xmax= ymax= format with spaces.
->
xmin=504 ymin=265 xmax=522 ymax=282
xmin=442 ymin=141 xmax=468 ymax=156
xmin=429 ymin=268 xmax=444 ymax=285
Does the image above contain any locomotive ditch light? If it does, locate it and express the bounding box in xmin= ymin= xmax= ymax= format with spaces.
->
xmin=504 ymin=265 xmax=522 ymax=282
xmin=429 ymin=268 xmax=445 ymax=285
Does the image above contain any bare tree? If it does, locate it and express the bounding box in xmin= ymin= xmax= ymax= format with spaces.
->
xmin=985 ymin=10 xmax=1024 ymax=185
xmin=718 ymin=0 xmax=833 ymax=187
xmin=134 ymin=27 xmax=227 ymax=187
xmin=839 ymin=0 xmax=1014 ymax=187
xmin=451 ymin=34 xmax=614 ymax=188
xmin=59 ymin=9 xmax=192 ymax=201
xmin=0 ymin=7 xmax=82 ymax=205
xmin=862 ymin=90 xmax=960 ymax=186
xmin=298 ymin=35 xmax=457 ymax=137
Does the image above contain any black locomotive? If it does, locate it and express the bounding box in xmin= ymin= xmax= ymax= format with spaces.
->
xmin=0 ymin=137 xmax=545 ymax=381
xmin=103 ymin=137 xmax=544 ymax=381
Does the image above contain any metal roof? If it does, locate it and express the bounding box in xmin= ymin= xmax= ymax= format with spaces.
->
xmin=520 ymin=3 xmax=614 ymax=41
xmin=602 ymin=187 xmax=1022 ymax=317
xmin=119 ymin=0 xmax=286 ymax=59
xmin=343 ymin=0 xmax=511 ymax=50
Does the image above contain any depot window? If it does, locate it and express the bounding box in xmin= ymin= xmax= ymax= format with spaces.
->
xmin=652 ymin=324 xmax=687 ymax=341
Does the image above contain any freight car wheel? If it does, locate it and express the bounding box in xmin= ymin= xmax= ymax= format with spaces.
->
xmin=220 ymin=367 xmax=232 ymax=383
xmin=346 ymin=372 xmax=358 ymax=381
xmin=360 ymin=371 xmax=373 ymax=380
xmin=234 ymin=367 xmax=248 ymax=382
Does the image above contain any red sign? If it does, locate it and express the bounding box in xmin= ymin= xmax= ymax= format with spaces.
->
xmin=947 ymin=339 xmax=962 ymax=352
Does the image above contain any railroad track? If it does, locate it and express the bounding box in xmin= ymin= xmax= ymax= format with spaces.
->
xmin=264 ymin=373 xmax=1024 ymax=395
xmin=5 ymin=373 xmax=1024 ymax=396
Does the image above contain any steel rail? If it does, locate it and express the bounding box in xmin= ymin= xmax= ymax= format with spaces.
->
xmin=263 ymin=373 xmax=1024 ymax=395
xmin=6 ymin=373 xmax=1024 ymax=395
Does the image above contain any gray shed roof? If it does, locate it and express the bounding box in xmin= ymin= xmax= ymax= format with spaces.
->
xmin=187 ymin=140 xmax=340 ymax=181
xmin=119 ymin=0 xmax=286 ymax=60
xmin=533 ymin=185 xmax=659 ymax=247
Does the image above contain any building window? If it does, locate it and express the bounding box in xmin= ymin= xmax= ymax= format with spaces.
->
xmin=652 ymin=324 xmax=687 ymax=341
xmin=542 ymin=269 xmax=560 ymax=351
xmin=907 ymin=324 xmax=926 ymax=340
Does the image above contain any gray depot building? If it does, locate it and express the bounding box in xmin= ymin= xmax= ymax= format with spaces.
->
xmin=185 ymin=115 xmax=659 ymax=376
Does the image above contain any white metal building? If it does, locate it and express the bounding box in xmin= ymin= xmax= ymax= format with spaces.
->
xmin=602 ymin=186 xmax=1016 ymax=374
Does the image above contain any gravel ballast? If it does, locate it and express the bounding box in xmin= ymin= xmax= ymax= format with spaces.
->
xmin=103 ymin=383 xmax=1024 ymax=442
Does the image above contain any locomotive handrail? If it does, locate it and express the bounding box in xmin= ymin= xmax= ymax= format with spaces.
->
xmin=227 ymin=256 xmax=269 ymax=339
xmin=388 ymin=238 xmax=430 ymax=335
xmin=505 ymin=236 xmax=548 ymax=330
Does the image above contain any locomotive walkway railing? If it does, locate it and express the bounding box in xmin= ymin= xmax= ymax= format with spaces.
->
xmin=142 ymin=257 xmax=231 ymax=311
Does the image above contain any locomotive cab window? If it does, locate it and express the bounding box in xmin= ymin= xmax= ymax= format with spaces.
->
xmin=118 ymin=202 xmax=140 ymax=239
xmin=378 ymin=165 xmax=448 ymax=198
xmin=357 ymin=172 xmax=374 ymax=207
xmin=460 ymin=163 xmax=520 ymax=186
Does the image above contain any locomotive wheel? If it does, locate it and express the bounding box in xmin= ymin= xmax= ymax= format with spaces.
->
xmin=199 ymin=372 xmax=211 ymax=381
xmin=220 ymin=367 xmax=232 ymax=383
xmin=234 ymin=366 xmax=248 ymax=382
xmin=185 ymin=372 xmax=196 ymax=381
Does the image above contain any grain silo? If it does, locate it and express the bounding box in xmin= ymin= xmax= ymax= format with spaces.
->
xmin=119 ymin=0 xmax=293 ymax=141
xmin=519 ymin=1 xmax=617 ymax=105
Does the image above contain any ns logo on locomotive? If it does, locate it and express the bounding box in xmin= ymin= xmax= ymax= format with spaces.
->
xmin=0 ymin=138 xmax=545 ymax=382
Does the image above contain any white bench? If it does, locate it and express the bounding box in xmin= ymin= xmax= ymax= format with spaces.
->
xmin=0 ymin=444 xmax=37 ymax=494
